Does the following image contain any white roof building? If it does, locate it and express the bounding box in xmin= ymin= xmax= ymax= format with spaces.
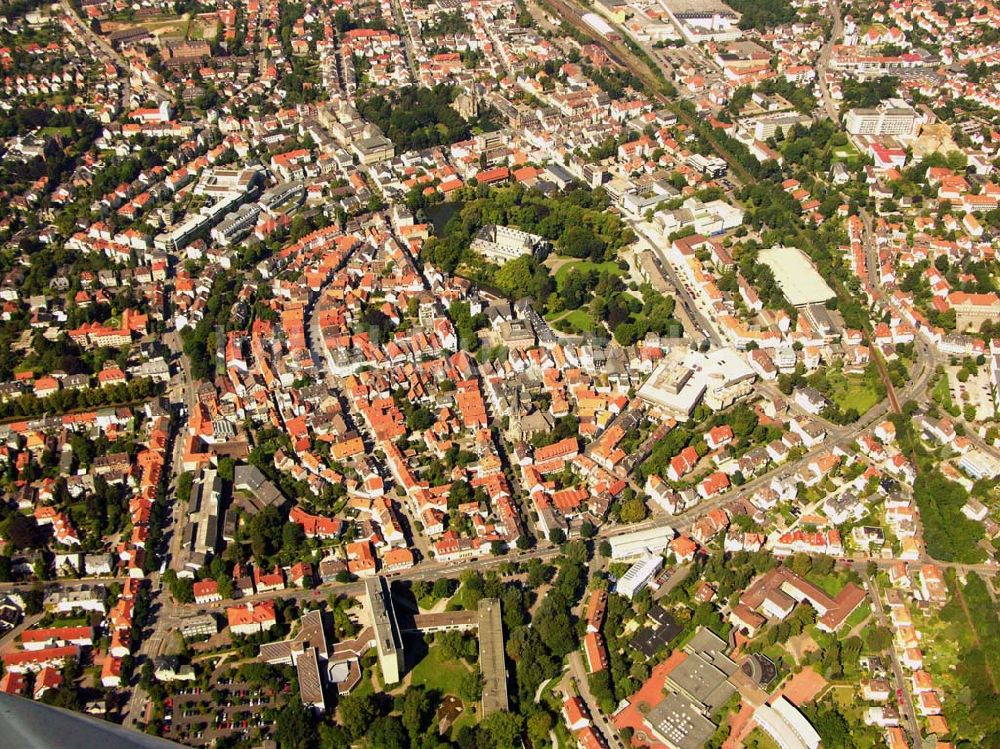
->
xmin=616 ymin=554 xmax=664 ymax=600
xmin=753 ymin=696 xmax=821 ymax=749
xmin=757 ymin=246 xmax=837 ymax=307
xmin=607 ymin=525 xmax=675 ymax=561
xmin=638 ymin=348 xmax=756 ymax=417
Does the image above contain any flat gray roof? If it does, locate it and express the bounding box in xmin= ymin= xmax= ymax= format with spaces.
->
xmin=365 ymin=577 xmax=401 ymax=657
xmin=646 ymin=693 xmax=717 ymax=749
xmin=478 ymin=598 xmax=509 ymax=716
xmin=667 ymin=653 xmax=736 ymax=711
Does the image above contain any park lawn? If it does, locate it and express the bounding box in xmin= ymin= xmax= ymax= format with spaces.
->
xmin=417 ymin=593 xmax=443 ymax=611
xmin=762 ymin=643 xmax=796 ymax=671
xmin=826 ymin=370 xmax=879 ymax=414
xmin=829 ymin=684 xmax=854 ymax=709
xmin=931 ymin=372 xmax=955 ymax=411
xmin=553 ymin=259 xmax=623 ymax=286
xmin=409 ymin=646 xmax=471 ymax=696
xmin=353 ymin=667 xmax=375 ymax=698
xmin=546 ymin=308 xmax=597 ymax=333
xmin=832 ymin=144 xmax=860 ymax=164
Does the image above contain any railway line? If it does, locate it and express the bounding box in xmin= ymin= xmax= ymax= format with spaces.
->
xmin=540 ymin=0 xmax=756 ymax=185
xmin=541 ymin=0 xmax=913 ymax=416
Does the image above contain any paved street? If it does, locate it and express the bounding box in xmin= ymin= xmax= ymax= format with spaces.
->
xmin=817 ymin=0 xmax=843 ymax=122
xmin=864 ymin=573 xmax=922 ymax=743
xmin=631 ymin=220 xmax=723 ymax=346
xmin=567 ymin=651 xmax=625 ymax=749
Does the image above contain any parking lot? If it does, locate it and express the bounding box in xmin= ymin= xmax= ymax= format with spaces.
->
xmin=947 ymin=365 xmax=996 ymax=422
xmin=165 ymin=680 xmax=280 ymax=746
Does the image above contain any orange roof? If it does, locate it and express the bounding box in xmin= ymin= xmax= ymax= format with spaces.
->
xmin=226 ymin=601 xmax=277 ymax=627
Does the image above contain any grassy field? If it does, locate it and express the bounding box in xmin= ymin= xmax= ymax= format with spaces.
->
xmin=546 ymin=308 xmax=597 ymax=333
xmin=762 ymin=643 xmax=796 ymax=671
xmin=842 ymin=602 xmax=871 ymax=633
xmin=805 ymin=569 xmax=850 ymax=598
xmin=832 ymin=144 xmax=861 ymax=165
xmin=552 ymin=259 xmax=623 ymax=286
xmin=449 ymin=705 xmax=477 ymax=738
xmin=409 ymin=646 xmax=472 ymax=696
xmin=188 ymin=18 xmax=218 ymax=40
xmin=826 ymin=370 xmax=880 ymax=414
xmin=930 ymin=371 xmax=959 ymax=416
xmin=829 ymin=684 xmax=854 ymax=708
xmin=131 ymin=18 xmax=188 ymax=38
xmin=541 ymin=259 xmax=625 ymax=334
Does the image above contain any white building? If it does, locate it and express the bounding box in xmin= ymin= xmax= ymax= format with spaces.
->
xmin=655 ymin=197 xmax=744 ymax=238
xmin=607 ymin=526 xmax=675 ymax=561
xmin=753 ymin=697 xmax=821 ymax=749
xmin=757 ymin=246 xmax=837 ymax=307
xmin=638 ymin=348 xmax=756 ymax=417
xmin=845 ymin=99 xmax=922 ymax=140
xmin=471 ymin=225 xmax=546 ymax=265
xmin=616 ymin=554 xmax=664 ymax=599
xmin=959 ymin=449 xmax=1000 ymax=480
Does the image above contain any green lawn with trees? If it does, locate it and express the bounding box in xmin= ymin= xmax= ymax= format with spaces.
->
xmin=919 ymin=572 xmax=1000 ymax=746
xmin=419 ymin=184 xmax=682 ymax=341
xmin=824 ymin=368 xmax=881 ymax=416
xmin=409 ymin=642 xmax=475 ymax=696
xmin=552 ymin=259 xmax=623 ymax=286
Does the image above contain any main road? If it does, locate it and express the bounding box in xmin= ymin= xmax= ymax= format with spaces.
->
xmin=630 ymin=220 xmax=723 ymax=346
xmin=122 ymin=332 xmax=194 ymax=729
xmin=816 ymin=0 xmax=843 ymax=122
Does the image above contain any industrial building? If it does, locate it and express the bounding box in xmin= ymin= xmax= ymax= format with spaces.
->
xmin=661 ymin=0 xmax=742 ymax=43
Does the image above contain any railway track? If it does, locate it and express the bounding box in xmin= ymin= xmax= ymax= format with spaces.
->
xmin=543 ymin=0 xmax=910 ymax=416
xmin=539 ymin=0 xmax=755 ymax=186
